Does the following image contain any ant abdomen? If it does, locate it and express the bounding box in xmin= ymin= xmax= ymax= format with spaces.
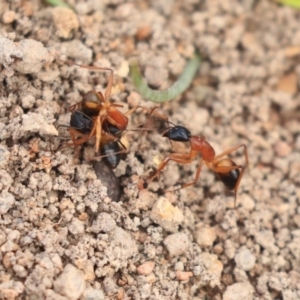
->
xmin=70 ymin=111 xmax=93 ymax=134
xmin=100 ymin=140 xmax=122 ymax=169
xmin=162 ymin=126 xmax=191 ymax=142
xmin=216 ymin=159 xmax=240 ymax=190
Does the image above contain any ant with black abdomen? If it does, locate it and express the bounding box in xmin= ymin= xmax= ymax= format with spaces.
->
xmin=60 ymin=61 xmax=167 ymax=154
xmin=148 ymin=122 xmax=249 ymax=206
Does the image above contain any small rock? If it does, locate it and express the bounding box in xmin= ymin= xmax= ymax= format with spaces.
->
xmin=117 ymin=60 xmax=129 ymax=78
xmin=110 ymin=227 xmax=138 ymax=259
xmin=164 ymin=233 xmax=190 ymax=257
xmin=285 ymin=46 xmax=300 ymax=57
xmin=22 ymin=112 xmax=58 ymax=136
xmin=0 ymin=37 xmax=49 ymax=74
xmin=276 ymin=73 xmax=298 ymax=96
xmin=176 ymin=271 xmax=193 ymax=281
xmin=53 ymin=264 xmax=85 ymax=300
xmin=234 ymin=246 xmax=256 ymax=271
xmin=62 ymin=40 xmax=92 ymax=64
xmin=52 ymin=7 xmax=79 ymax=38
xmin=68 ymin=218 xmax=84 ymax=235
xmin=0 ymin=191 xmax=15 ymax=214
xmin=223 ymin=282 xmax=255 ymax=300
xmin=274 ymin=141 xmax=291 ymax=157
xmin=21 ymin=95 xmax=35 ymax=109
xmin=90 ymin=212 xmax=116 ymax=233
xmin=2 ymin=10 xmax=16 ymax=24
xmin=255 ymin=230 xmax=275 ymax=251
xmin=150 ymin=197 xmax=184 ymax=232
xmin=14 ymin=39 xmax=49 ymax=74
xmin=81 ymin=287 xmax=105 ymax=300
xmin=1 ymin=241 xmax=19 ymax=252
xmin=103 ymin=277 xmax=118 ymax=296
xmin=194 ymin=225 xmax=217 ymax=247
xmin=135 ymin=25 xmax=152 ymax=41
xmin=200 ymin=252 xmax=223 ymax=287
xmin=137 ymin=261 xmax=155 ymax=275
xmin=0 ymin=145 xmax=10 ymax=168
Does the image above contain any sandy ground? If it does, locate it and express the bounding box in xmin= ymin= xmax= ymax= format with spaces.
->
xmin=0 ymin=0 xmax=300 ymax=299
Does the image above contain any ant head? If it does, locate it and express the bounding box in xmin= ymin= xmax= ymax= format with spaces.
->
xmin=82 ymin=91 xmax=105 ymax=115
xmin=162 ymin=125 xmax=191 ymax=142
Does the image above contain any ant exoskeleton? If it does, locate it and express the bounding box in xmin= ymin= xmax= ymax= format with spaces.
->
xmin=148 ymin=123 xmax=249 ymax=206
xmin=59 ymin=109 xmax=126 ymax=168
xmin=64 ymin=62 xmax=166 ymax=153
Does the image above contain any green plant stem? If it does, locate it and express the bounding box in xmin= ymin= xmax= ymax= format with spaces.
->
xmin=277 ymin=0 xmax=300 ymax=8
xmin=130 ymin=53 xmax=201 ymax=103
xmin=44 ymin=0 xmax=70 ymax=7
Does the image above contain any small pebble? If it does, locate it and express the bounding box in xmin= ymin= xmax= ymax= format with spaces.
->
xmin=176 ymin=271 xmax=193 ymax=281
xmin=90 ymin=212 xmax=116 ymax=233
xmin=150 ymin=197 xmax=184 ymax=232
xmin=62 ymin=40 xmax=92 ymax=63
xmin=52 ymin=7 xmax=79 ymax=38
xmin=0 ymin=191 xmax=15 ymax=214
xmin=14 ymin=39 xmax=49 ymax=74
xmin=274 ymin=141 xmax=291 ymax=157
xmin=234 ymin=247 xmax=256 ymax=271
xmin=194 ymin=226 xmax=217 ymax=247
xmin=81 ymin=287 xmax=105 ymax=300
xmin=2 ymin=10 xmax=16 ymax=24
xmin=200 ymin=252 xmax=223 ymax=287
xmin=68 ymin=218 xmax=84 ymax=235
xmin=22 ymin=113 xmax=58 ymax=136
xmin=21 ymin=95 xmax=35 ymax=109
xmin=164 ymin=233 xmax=190 ymax=257
xmin=223 ymin=282 xmax=255 ymax=300
xmin=53 ymin=264 xmax=85 ymax=300
xmin=137 ymin=261 xmax=155 ymax=275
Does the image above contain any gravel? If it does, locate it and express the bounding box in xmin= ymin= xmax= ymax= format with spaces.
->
xmin=1 ymin=0 xmax=299 ymax=298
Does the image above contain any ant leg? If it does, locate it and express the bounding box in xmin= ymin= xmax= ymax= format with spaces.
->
xmin=68 ymin=102 xmax=81 ymax=112
xmin=148 ymin=151 xmax=197 ymax=185
xmin=63 ymin=60 xmax=114 ymax=100
xmin=94 ymin=115 xmax=103 ymax=153
xmin=214 ymin=144 xmax=249 ymax=165
xmin=172 ymin=159 xmax=206 ymax=191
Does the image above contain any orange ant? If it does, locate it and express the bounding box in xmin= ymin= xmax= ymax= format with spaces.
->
xmin=63 ymin=62 xmax=166 ymax=154
xmin=148 ymin=124 xmax=249 ymax=206
xmin=64 ymin=63 xmax=142 ymax=153
xmin=58 ymin=109 xmax=127 ymax=168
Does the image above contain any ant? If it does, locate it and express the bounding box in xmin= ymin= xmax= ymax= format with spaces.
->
xmin=148 ymin=123 xmax=249 ymax=206
xmin=59 ymin=109 xmax=126 ymax=168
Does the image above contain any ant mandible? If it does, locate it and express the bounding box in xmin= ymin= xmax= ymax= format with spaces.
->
xmin=148 ymin=124 xmax=249 ymax=206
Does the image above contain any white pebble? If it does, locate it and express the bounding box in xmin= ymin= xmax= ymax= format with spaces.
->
xmin=150 ymin=197 xmax=184 ymax=232
xmin=54 ymin=264 xmax=85 ymax=300
xmin=164 ymin=233 xmax=190 ymax=257
xmin=234 ymin=246 xmax=256 ymax=271
xmin=90 ymin=212 xmax=116 ymax=233
xmin=0 ymin=191 xmax=15 ymax=214
xmin=223 ymin=282 xmax=254 ymax=300
xmin=194 ymin=226 xmax=217 ymax=247
xmin=137 ymin=261 xmax=155 ymax=275
xmin=68 ymin=218 xmax=84 ymax=235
